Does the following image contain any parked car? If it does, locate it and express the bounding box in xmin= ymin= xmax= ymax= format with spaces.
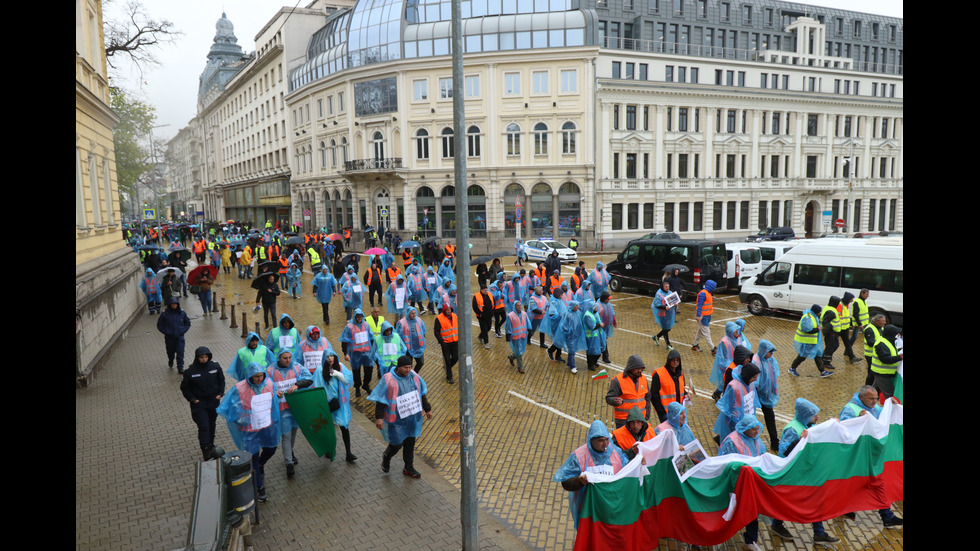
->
xmin=723 ymin=244 xmax=763 ymax=290
xmin=605 ymin=239 xmax=726 ymax=299
xmin=522 ymin=239 xmax=578 ymax=263
xmin=757 ymin=242 xmax=799 ymax=273
xmin=745 ymin=226 xmax=796 ymax=242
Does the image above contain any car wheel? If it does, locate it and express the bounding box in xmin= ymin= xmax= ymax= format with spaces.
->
xmin=747 ymin=295 xmax=768 ymax=316
xmin=609 ymin=277 xmax=622 ymax=293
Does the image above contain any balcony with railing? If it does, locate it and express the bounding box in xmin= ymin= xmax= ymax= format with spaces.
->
xmin=342 ymin=158 xmax=403 ymax=172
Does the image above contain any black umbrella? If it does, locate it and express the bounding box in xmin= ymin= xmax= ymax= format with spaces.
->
xmin=284 ymin=232 xmax=299 ymax=237
xmin=663 ymin=264 xmax=690 ymax=274
xmin=341 ymin=253 xmax=360 ymax=266
xmin=470 ymin=255 xmax=492 ymax=266
xmin=424 ymin=235 xmax=443 ymax=244
xmin=257 ymin=261 xmax=279 ymax=274
xmin=490 ymin=250 xmax=513 ymax=259
xmin=168 ymin=248 xmax=191 ymax=264
xmin=137 ymin=245 xmax=160 ymax=251
xmin=285 ymin=236 xmax=304 ymax=246
xmin=251 ymin=272 xmax=280 ymax=289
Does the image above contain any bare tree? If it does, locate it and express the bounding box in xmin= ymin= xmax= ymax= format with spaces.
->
xmin=103 ymin=0 xmax=181 ymax=76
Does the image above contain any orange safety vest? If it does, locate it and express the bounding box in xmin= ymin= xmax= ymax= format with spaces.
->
xmin=344 ymin=229 xmax=351 ymax=239
xmin=192 ymin=240 xmax=206 ymax=254
xmin=278 ymin=257 xmax=289 ymax=274
xmin=613 ymin=373 xmax=649 ymax=421
xmin=402 ymin=251 xmax=413 ymax=267
xmin=549 ymin=275 xmax=564 ymax=291
xmin=365 ymin=267 xmax=382 ymax=287
xmin=475 ymin=292 xmax=494 ymax=314
xmin=697 ymin=289 xmax=713 ymax=316
xmin=387 ymin=267 xmax=401 ymax=282
xmin=611 ymin=423 xmax=654 ymax=452
xmin=652 ymin=366 xmax=685 ymax=410
xmin=445 ymin=244 xmax=455 ymax=258
xmin=436 ymin=313 xmax=459 ymax=343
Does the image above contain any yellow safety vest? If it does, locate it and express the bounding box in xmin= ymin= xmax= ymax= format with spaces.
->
xmin=870 ymin=336 xmax=898 ymax=375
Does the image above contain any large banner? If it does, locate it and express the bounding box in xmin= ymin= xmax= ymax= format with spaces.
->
xmin=575 ymin=401 xmax=904 ymax=549
xmin=285 ymin=387 xmax=337 ymax=460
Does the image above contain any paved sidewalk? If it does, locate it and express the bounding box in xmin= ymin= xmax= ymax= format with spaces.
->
xmin=75 ymin=305 xmax=527 ymax=551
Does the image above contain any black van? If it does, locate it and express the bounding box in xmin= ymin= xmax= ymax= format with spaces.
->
xmin=606 ymin=239 xmax=727 ymax=299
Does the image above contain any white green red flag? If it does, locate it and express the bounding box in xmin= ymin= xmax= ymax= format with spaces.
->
xmin=573 ymin=401 xmax=903 ymax=549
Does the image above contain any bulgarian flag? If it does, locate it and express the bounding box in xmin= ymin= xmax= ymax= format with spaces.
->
xmin=592 ymin=369 xmax=609 ymax=381
xmin=574 ymin=401 xmax=903 ymax=549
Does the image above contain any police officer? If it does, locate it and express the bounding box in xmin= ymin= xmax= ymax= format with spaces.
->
xmin=180 ymin=346 xmax=226 ymax=459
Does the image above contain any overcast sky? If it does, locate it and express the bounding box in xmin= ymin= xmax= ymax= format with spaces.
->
xmin=104 ymin=0 xmax=903 ymax=143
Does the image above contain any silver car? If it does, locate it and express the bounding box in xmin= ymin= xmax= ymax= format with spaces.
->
xmin=522 ymin=239 xmax=578 ymax=263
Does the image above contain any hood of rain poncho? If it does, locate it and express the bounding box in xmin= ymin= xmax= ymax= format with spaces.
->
xmin=735 ymin=318 xmax=746 ymax=335
xmin=666 ymin=402 xmax=687 ymax=428
xmin=353 ymin=307 xmax=364 ymax=320
xmin=725 ymin=321 xmax=739 ymax=339
xmin=305 ymin=325 xmax=325 ymax=344
xmin=596 ymin=262 xmax=605 ymax=270
xmin=757 ymin=339 xmax=776 ymax=359
xmin=568 ymin=300 xmax=580 ymax=311
xmin=380 ymin=320 xmax=394 ymax=337
xmin=585 ymin=420 xmax=615 ymax=464
xmin=794 ymin=398 xmax=820 ymax=425
xmin=736 ymin=415 xmax=762 ymax=436
xmin=703 ymin=280 xmax=716 ymax=293
xmin=246 ymin=361 xmax=267 ymax=387
xmin=278 ymin=313 xmax=296 ymax=330
xmin=246 ymin=331 xmax=262 ymax=348
xmin=145 ymin=268 xmax=155 ymax=277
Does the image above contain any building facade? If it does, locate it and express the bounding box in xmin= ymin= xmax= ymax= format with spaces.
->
xmin=76 ymin=0 xmax=144 ymax=385
xmin=169 ymin=0 xmax=902 ymax=246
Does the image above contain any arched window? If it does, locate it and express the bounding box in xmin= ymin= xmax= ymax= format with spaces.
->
xmin=341 ymin=137 xmax=348 ymax=163
xmin=531 ymin=183 xmax=553 ymax=237
xmin=504 ymin=183 xmax=526 ymax=233
xmin=558 ymin=182 xmax=581 ymax=237
xmin=562 ymin=122 xmax=577 ymax=154
xmin=441 ymin=127 xmax=454 ymax=158
xmin=467 ymin=125 xmax=481 ymax=157
xmin=534 ymin=122 xmax=548 ymax=155
xmin=415 ymin=129 xmax=430 ymax=160
xmin=330 ymin=139 xmax=337 ymax=168
xmin=373 ymin=131 xmax=385 ymax=161
xmin=506 ymin=123 xmax=521 ymax=156
xmin=467 ymin=184 xmax=486 ymax=237
xmin=319 ymin=141 xmax=327 ymax=169
xmin=416 ymin=186 xmax=435 ymax=234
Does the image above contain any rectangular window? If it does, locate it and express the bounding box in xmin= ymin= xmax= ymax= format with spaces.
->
xmin=740 ymin=201 xmax=749 ymax=229
xmin=612 ymin=203 xmax=623 ymax=230
xmin=613 ymin=153 xmax=619 ymax=178
xmin=504 ymin=72 xmax=521 ymax=95
xmin=806 ymin=155 xmax=818 ymax=178
xmin=560 ymin=69 xmax=577 ymax=93
xmin=338 ymin=91 xmax=345 ymax=112
xmin=727 ymin=110 xmax=736 ymax=133
xmin=644 ymin=203 xmax=655 ymax=228
xmin=713 ymin=202 xmax=723 ymax=230
xmin=807 ymin=114 xmax=818 ymax=136
xmin=625 ymin=63 xmax=635 ymax=79
xmin=693 ymin=201 xmax=703 ymax=231
xmin=678 ymin=153 xmax=688 ymax=178
xmin=626 ymin=153 xmax=637 ymax=179
xmin=691 ymin=67 xmax=698 ymax=83
xmin=612 ymin=62 xmax=621 ymax=79
xmin=628 ymin=203 xmax=639 ymax=229
xmin=726 ymin=154 xmax=736 ymax=177
xmin=664 ymin=203 xmax=675 ymax=231
xmin=639 ymin=64 xmax=648 ymax=80
xmin=665 ymin=66 xmax=674 ymax=82
xmin=532 ymin=70 xmax=549 ymax=94
xmin=679 ymin=202 xmax=689 ymax=232
xmin=439 ymin=77 xmax=453 ymax=99
xmin=678 ymin=66 xmax=686 ymax=83
xmin=794 ymin=264 xmax=842 ymax=287
xmin=626 ymin=105 xmax=637 ymax=130
xmin=413 ymin=79 xmax=428 ymax=101
xmin=465 ymin=75 xmax=480 ymax=98
xmin=678 ymin=108 xmax=688 ymax=131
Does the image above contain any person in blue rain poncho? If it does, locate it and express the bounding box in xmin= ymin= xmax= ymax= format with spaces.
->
xmin=405 ymin=262 xmax=427 ymax=312
xmin=422 ymin=266 xmax=442 ymax=314
xmin=587 ymin=262 xmax=611 ymax=299
xmin=265 ymin=313 xmax=302 ymax=359
xmin=341 ymin=269 xmax=365 ymax=322
xmin=654 ymin=402 xmax=697 ymax=448
xmin=434 ymin=279 xmax=453 ymax=312
xmin=311 ymin=266 xmax=337 ymax=325
xmin=583 ymin=301 xmax=606 ymax=372
xmin=710 ymin=321 xmax=742 ymax=399
xmin=545 ymin=289 xmax=568 ymax=362
xmin=298 ymin=325 xmax=332 ymax=372
xmin=395 ymin=306 xmax=426 ymax=373
xmin=597 ymin=292 xmax=616 ymax=363
xmin=370 ymin=355 xmax=433 ymax=479
xmin=140 ymin=267 xmax=163 ymax=314
xmin=267 ymin=349 xmax=313 ymax=477
xmin=573 ymin=280 xmax=594 ymax=308
xmin=227 ymin=331 xmax=276 ymax=381
xmin=561 ymin=300 xmax=588 ymax=374
xmin=527 ymin=285 xmax=550 ymax=349
xmin=768 ymin=398 xmax=840 ymax=544
xmin=719 ymin=416 xmax=767 ymax=551
xmin=312 ymin=349 xmax=358 ymax=462
xmin=385 ymin=274 xmax=411 ymax=322
xmin=502 ymin=272 xmax=520 ymax=313
xmin=504 ymin=301 xmax=531 ymax=373
xmin=437 ymin=257 xmax=455 ymax=285
xmin=788 ymin=305 xmax=831 ymax=378
xmin=651 ymin=279 xmax=678 ymax=350
xmin=713 ymin=362 xmax=760 ymax=443
xmin=285 ymin=262 xmax=303 ymax=299
xmin=753 ymin=339 xmax=782 ymax=451
xmin=553 ymin=420 xmax=629 ymax=530
xmin=373 ymin=321 xmax=407 ymax=378
xmin=216 ymin=361 xmax=280 ymax=502
xmin=735 ymin=318 xmax=751 ymax=351
xmin=339 ymin=308 xmax=376 ymax=396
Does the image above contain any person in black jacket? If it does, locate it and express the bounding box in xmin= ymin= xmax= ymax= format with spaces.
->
xmin=181 ymin=346 xmax=225 ymax=459
xmin=255 ymin=273 xmax=281 ymax=330
xmin=157 ymin=297 xmax=191 ymax=373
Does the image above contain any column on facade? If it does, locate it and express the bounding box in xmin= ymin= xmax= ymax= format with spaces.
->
xmin=654 ymin=104 xmax=665 ymax=179
xmin=704 ymin=107 xmax=715 ymax=178
xmin=750 ymin=109 xmax=761 ymax=180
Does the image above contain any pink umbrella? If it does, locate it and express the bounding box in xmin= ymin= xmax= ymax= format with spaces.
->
xmin=364 ymin=247 xmax=387 ymax=255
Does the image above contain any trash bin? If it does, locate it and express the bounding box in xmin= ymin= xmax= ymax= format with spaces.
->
xmin=223 ymin=450 xmax=255 ymax=520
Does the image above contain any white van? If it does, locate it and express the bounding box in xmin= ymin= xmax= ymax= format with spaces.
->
xmin=739 ymin=237 xmax=903 ymax=325
xmin=724 ymin=244 xmax=763 ymax=290
xmin=756 ymin=241 xmax=798 ymax=272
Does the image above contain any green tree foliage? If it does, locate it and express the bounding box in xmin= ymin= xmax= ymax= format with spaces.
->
xmin=110 ymin=87 xmax=155 ymax=196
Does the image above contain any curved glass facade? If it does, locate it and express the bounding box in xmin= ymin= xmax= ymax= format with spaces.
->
xmin=290 ymin=0 xmax=594 ymax=91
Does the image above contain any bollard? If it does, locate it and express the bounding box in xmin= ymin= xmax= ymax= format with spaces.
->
xmin=254 ymin=321 xmax=261 ymax=340
xmin=220 ymin=297 xmax=228 ymax=321
xmin=212 ymin=294 xmax=219 ymax=314
xmin=241 ymin=312 xmax=248 ymax=338
xmin=229 ymin=305 xmax=237 ymax=329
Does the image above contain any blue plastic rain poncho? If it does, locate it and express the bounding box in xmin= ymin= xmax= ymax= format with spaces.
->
xmin=265 ymin=313 xmax=302 ymax=358
xmin=839 ymin=391 xmax=882 ymax=421
xmin=341 ymin=272 xmax=365 ymax=310
xmin=339 ymin=308 xmax=376 ymax=370
xmin=587 ymin=262 xmax=611 ymax=298
xmin=367 ymin=367 xmax=429 ymax=445
xmin=286 ymin=263 xmax=303 ymax=297
xmin=423 ymin=266 xmax=442 ymax=304
xmin=719 ymin=416 xmax=766 ymax=457
xmin=217 ymin=362 xmax=281 ymax=453
xmin=793 ymin=306 xmax=825 ymax=359
xmin=562 ymin=301 xmax=588 ymax=357
xmin=438 ymin=257 xmax=455 ymax=284
xmin=542 ymin=290 xmax=568 ymax=348
xmin=710 ymin=322 xmax=741 ymax=391
xmin=713 ymin=363 xmax=761 ymax=442
xmin=380 ymin=249 xmax=394 ymax=271
xmin=597 ymin=295 xmax=615 ymax=340
xmin=552 ymin=420 xmax=628 ymax=530
xmin=583 ymin=303 xmax=607 ymax=356
xmin=385 ymin=275 xmax=411 ymax=317
xmin=503 ymin=275 xmax=520 ymax=312
xmin=312 ymin=351 xmax=354 ymax=428
xmin=373 ymin=321 xmax=407 ymax=377
xmin=527 ymin=289 xmax=549 ymax=335
xmin=395 ymin=308 xmax=427 ymax=359
xmin=298 ymin=325 xmax=333 ymax=370
xmin=753 ymin=339 xmax=780 ymax=408
xmin=311 ymin=268 xmax=337 ymax=304
xmin=140 ymin=268 xmax=162 ymax=305
xmin=405 ymin=265 xmax=426 ymax=303
xmin=268 ymin=350 xmax=313 ymax=433
xmin=652 ymin=285 xmax=677 ymax=331
xmin=735 ymin=318 xmax=752 ymax=351
xmin=654 ymin=402 xmax=696 ymax=447
xmin=227 ymin=332 xmax=276 ymax=381
xmin=573 ymin=281 xmax=594 ymax=310
xmin=504 ymin=303 xmax=530 ymax=357
xmin=779 ymin=398 xmax=820 ymax=457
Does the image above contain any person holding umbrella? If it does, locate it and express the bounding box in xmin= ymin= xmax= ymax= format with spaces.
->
xmin=254 ymin=273 xmax=282 ymax=330
xmin=188 ymin=265 xmax=217 ymax=317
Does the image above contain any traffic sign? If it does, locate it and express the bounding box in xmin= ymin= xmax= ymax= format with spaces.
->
xmin=835 ymin=218 xmax=845 ymax=228
xmin=380 ymin=207 xmax=389 ymax=217
xmin=143 ymin=208 xmax=156 ymax=219
xmin=304 ymin=209 xmax=311 ymax=219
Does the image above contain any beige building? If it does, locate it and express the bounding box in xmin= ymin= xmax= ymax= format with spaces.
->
xmin=75 ymin=0 xmax=144 ymax=385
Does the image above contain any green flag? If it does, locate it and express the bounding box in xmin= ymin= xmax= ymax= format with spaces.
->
xmin=285 ymin=387 xmax=336 ymax=460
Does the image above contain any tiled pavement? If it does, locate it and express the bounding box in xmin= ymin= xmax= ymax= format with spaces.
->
xmin=76 ymin=253 xmax=902 ymax=550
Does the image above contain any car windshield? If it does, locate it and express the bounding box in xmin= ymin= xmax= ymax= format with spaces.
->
xmin=740 ymin=249 xmax=761 ymax=263
xmin=700 ymin=244 xmax=726 ymax=269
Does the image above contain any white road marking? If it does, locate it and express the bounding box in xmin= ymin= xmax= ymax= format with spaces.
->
xmin=507 ymin=391 xmax=590 ymax=428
